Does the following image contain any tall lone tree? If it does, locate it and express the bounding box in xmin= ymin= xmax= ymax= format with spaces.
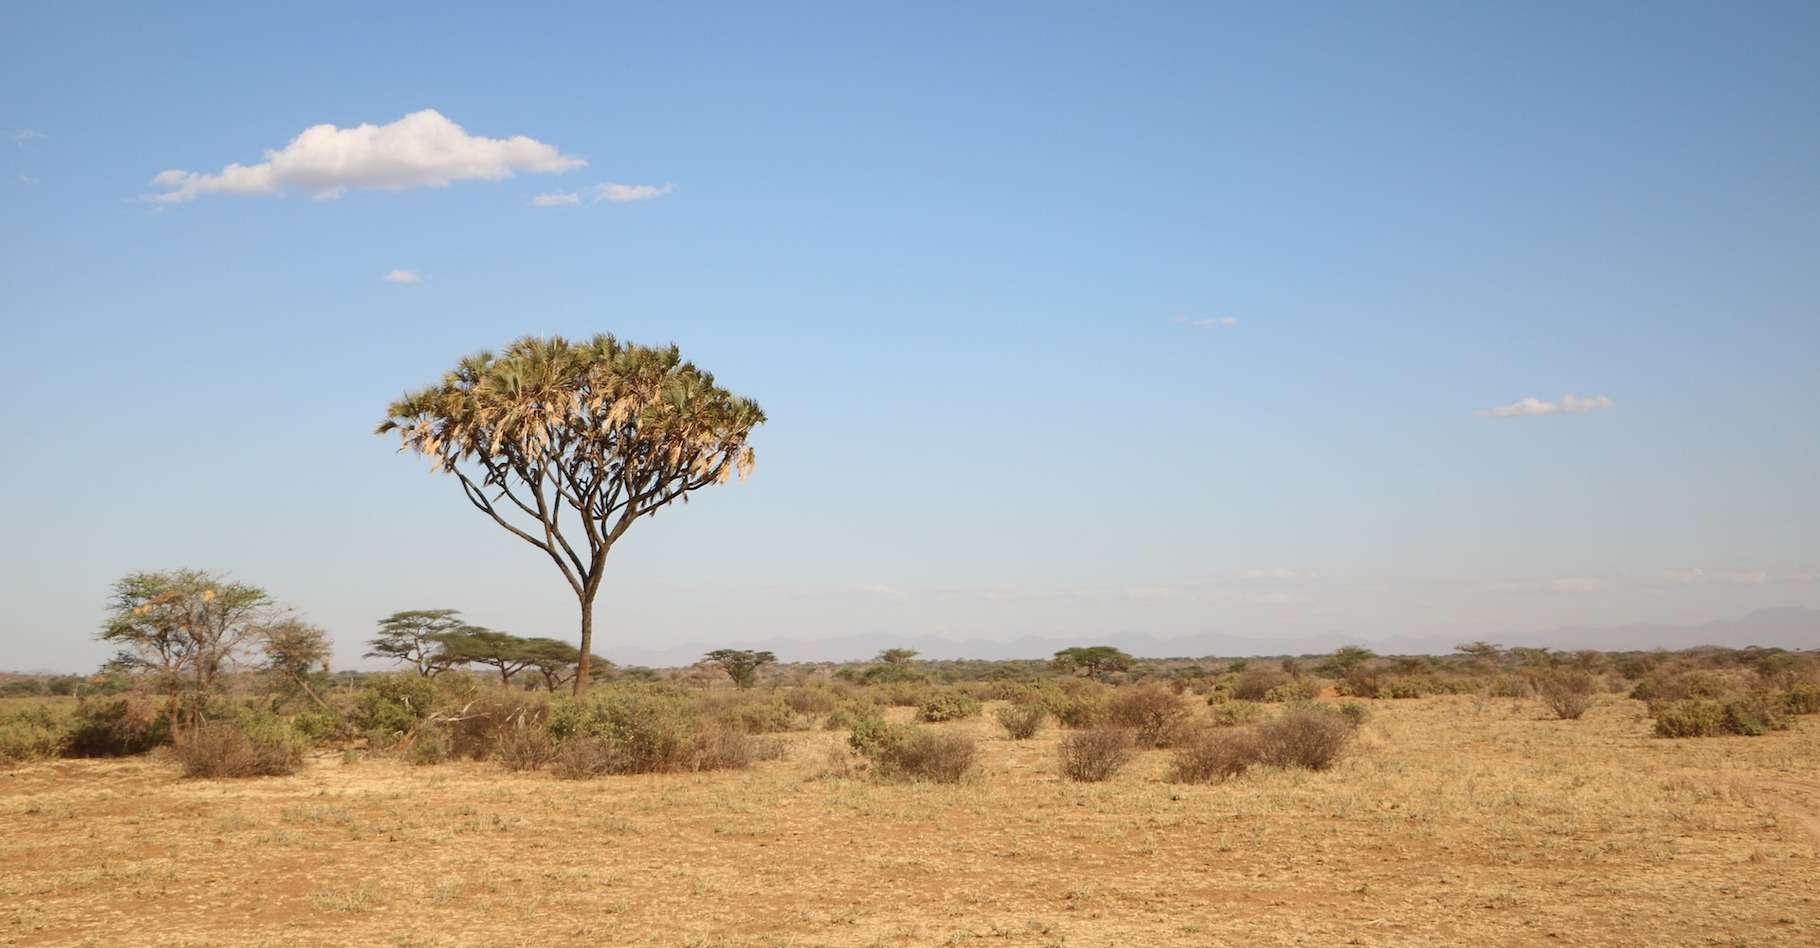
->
xmin=369 ymin=609 xmax=473 ymax=676
xmin=100 ymin=569 xmax=273 ymax=730
xmin=377 ymin=335 xmax=764 ymax=694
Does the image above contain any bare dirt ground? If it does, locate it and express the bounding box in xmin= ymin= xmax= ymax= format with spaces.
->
xmin=3 ymin=696 xmax=1816 ymax=947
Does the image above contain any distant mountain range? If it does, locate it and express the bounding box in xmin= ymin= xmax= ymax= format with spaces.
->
xmin=601 ymin=606 xmax=1820 ymax=667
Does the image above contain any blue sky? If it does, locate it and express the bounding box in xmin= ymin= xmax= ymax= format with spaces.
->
xmin=3 ymin=2 xmax=1817 ymax=670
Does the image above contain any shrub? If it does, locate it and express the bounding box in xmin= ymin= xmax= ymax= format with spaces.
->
xmin=782 ymin=687 xmax=838 ymax=716
xmin=1263 ymin=678 xmax=1322 ymax=703
xmin=1335 ymin=702 xmax=1371 ymax=728
xmin=846 ymin=715 xmax=915 ymax=758
xmin=709 ymin=695 xmax=807 ymax=734
xmin=171 ymin=713 xmax=305 ymax=778
xmin=290 ymin=709 xmax=345 ymax=744
xmin=1537 ymin=670 xmax=1597 ymax=720
xmin=404 ymin=723 xmax=453 ymax=766
xmin=352 ymin=674 xmax=438 ymax=740
xmin=823 ymin=703 xmax=874 ymax=732
xmin=1167 ymin=727 xmax=1259 ymax=783
xmin=493 ymin=724 xmax=557 ymax=771
xmin=442 ymin=688 xmax=551 ymax=759
xmin=1652 ymin=694 xmax=1791 ymax=738
xmin=1057 ymin=727 xmax=1136 ymax=782
xmin=548 ymin=685 xmax=753 ymax=776
xmin=1780 ymin=682 xmax=1820 ymax=716
xmin=1251 ymin=707 xmax=1353 ymax=771
xmin=1105 ymin=685 xmax=1190 ymax=747
xmin=874 ymin=731 xmax=977 ymax=783
xmin=916 ymin=690 xmax=982 ymax=723
xmin=994 ymin=702 xmax=1047 ymax=740
xmin=65 ymin=695 xmax=169 ymax=757
xmin=1204 ymin=700 xmax=1265 ymax=727
xmin=0 ymin=707 xmax=67 ymax=762
xmin=1230 ymin=668 xmax=1291 ymax=702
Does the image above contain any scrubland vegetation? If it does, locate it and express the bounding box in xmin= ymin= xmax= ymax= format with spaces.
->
xmin=4 ymin=639 xmax=1818 ymax=944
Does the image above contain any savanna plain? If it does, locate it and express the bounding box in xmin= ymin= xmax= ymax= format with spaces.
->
xmin=3 ymin=653 xmax=1818 ymax=948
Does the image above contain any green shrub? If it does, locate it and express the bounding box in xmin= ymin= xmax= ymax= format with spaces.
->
xmin=994 ymin=702 xmax=1047 ymax=739
xmin=916 ymin=690 xmax=982 ymax=723
xmin=0 ymin=707 xmax=67 ymax=762
xmin=846 ymin=715 xmax=915 ymax=757
xmin=1105 ymin=685 xmax=1190 ymax=747
xmin=443 ymin=688 xmax=551 ymax=759
xmin=1780 ymin=682 xmax=1820 ymax=715
xmin=823 ymin=703 xmax=874 ymax=732
xmin=1263 ymin=677 xmax=1322 ymax=703
xmin=1335 ymin=702 xmax=1371 ymax=728
xmin=1652 ymin=694 xmax=1791 ymax=738
xmin=404 ymin=723 xmax=453 ymax=766
xmin=290 ymin=709 xmax=345 ymax=744
xmin=1057 ymin=727 xmax=1135 ymax=782
xmin=352 ymin=674 xmax=438 ymax=740
xmin=874 ymin=730 xmax=977 ymax=783
xmin=547 ymin=685 xmax=752 ymax=776
xmin=65 ymin=695 xmax=170 ymax=757
xmin=711 ymin=695 xmax=807 ymax=734
xmin=1204 ymin=699 xmax=1265 ymax=727
xmin=171 ymin=712 xmax=306 ymax=778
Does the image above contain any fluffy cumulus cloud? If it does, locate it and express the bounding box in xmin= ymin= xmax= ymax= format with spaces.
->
xmin=1172 ymin=314 xmax=1240 ymax=329
xmin=1476 ymin=393 xmax=1614 ymax=418
xmin=146 ymin=109 xmax=584 ymax=204
xmin=383 ymin=269 xmax=422 ymax=285
xmin=531 ymin=181 xmax=675 ymax=207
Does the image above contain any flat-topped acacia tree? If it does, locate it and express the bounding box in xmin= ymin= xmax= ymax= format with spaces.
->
xmin=377 ymin=335 xmax=764 ymax=694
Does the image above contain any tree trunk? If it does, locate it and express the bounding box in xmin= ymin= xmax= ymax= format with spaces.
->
xmin=573 ymin=596 xmax=596 ymax=695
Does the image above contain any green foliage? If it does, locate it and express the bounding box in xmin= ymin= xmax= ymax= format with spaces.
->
xmin=0 ymin=706 xmax=68 ymax=762
xmin=1263 ymin=678 xmax=1322 ymax=703
xmin=1051 ymin=646 xmax=1135 ymax=677
xmin=1204 ymin=699 xmax=1265 ymax=727
xmin=352 ymin=674 xmax=438 ymax=740
xmin=1780 ymin=682 xmax=1820 ymax=715
xmin=994 ymin=702 xmax=1047 ymax=739
xmin=65 ymin=695 xmax=170 ymax=757
xmin=368 ymin=609 xmax=470 ymax=676
xmin=547 ymin=685 xmax=751 ymax=776
xmin=916 ymin=689 xmax=982 ymax=723
xmin=1650 ymin=694 xmax=1791 ymax=738
xmin=290 ymin=709 xmax=345 ymax=744
xmin=844 ymin=715 xmax=975 ymax=782
xmin=702 ymin=649 xmax=777 ymax=689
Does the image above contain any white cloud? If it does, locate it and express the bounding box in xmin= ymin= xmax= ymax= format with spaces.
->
xmin=1172 ymin=314 xmax=1240 ymax=329
xmin=146 ymin=109 xmax=584 ymax=204
xmin=1476 ymin=393 xmax=1614 ymax=418
xmin=1662 ymin=568 xmax=1771 ymax=586
xmin=11 ymin=129 xmax=46 ymax=145
xmin=383 ymin=269 xmax=422 ymax=285
xmin=532 ymin=181 xmax=675 ymax=208
xmin=18 ymin=174 xmax=38 ymax=186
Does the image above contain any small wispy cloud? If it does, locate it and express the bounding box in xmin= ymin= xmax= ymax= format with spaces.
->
xmin=1172 ymin=314 xmax=1240 ymax=329
xmin=145 ymin=109 xmax=583 ymax=204
xmin=383 ymin=269 xmax=422 ymax=285
xmin=18 ymin=174 xmax=38 ymax=186
xmin=531 ymin=181 xmax=675 ymax=208
xmin=1476 ymin=393 xmax=1613 ymax=418
xmin=11 ymin=129 xmax=46 ymax=145
xmin=1661 ymin=568 xmax=1770 ymax=586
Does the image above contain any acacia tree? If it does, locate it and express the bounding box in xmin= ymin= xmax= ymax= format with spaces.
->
xmin=377 ymin=335 xmax=764 ymax=694
xmin=1052 ymin=646 xmax=1134 ymax=677
xmin=703 ymin=649 xmax=776 ymax=689
xmin=878 ymin=648 xmax=919 ymax=665
xmin=517 ymin=637 xmax=612 ymax=691
xmin=434 ymin=629 xmax=535 ymax=686
xmin=100 ymin=570 xmax=273 ymax=729
xmin=262 ymin=619 xmax=333 ymax=710
xmin=368 ymin=609 xmax=472 ymax=676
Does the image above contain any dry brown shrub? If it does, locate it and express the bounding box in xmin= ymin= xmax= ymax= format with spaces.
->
xmin=171 ymin=718 xmax=304 ymax=778
xmin=1167 ymin=727 xmax=1259 ymax=783
xmin=1252 ymin=707 xmax=1352 ymax=771
xmin=1537 ymin=670 xmax=1597 ymax=720
xmin=1105 ymin=685 xmax=1191 ymax=747
xmin=1058 ymin=726 xmax=1136 ymax=782
xmin=994 ymin=702 xmax=1047 ymax=739
xmin=875 ymin=730 xmax=977 ymax=783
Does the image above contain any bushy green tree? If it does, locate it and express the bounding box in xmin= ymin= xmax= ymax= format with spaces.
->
xmin=703 ymin=649 xmax=776 ymax=689
xmin=368 ymin=609 xmax=472 ymax=676
xmin=1052 ymin=646 xmax=1134 ymax=677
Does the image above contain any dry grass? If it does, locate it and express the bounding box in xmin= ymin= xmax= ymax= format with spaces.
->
xmin=2 ymin=696 xmax=1817 ymax=946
